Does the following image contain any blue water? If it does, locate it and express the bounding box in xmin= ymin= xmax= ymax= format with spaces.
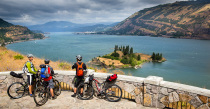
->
xmin=6 ymin=32 xmax=210 ymax=89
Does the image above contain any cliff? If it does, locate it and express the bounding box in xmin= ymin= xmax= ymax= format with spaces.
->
xmin=0 ymin=18 xmax=45 ymax=45
xmin=105 ymin=1 xmax=210 ymax=39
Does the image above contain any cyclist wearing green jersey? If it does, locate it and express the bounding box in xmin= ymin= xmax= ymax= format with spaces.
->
xmin=25 ymin=54 xmax=38 ymax=97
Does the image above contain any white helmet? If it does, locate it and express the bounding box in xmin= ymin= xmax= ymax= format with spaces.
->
xmin=27 ymin=54 xmax=34 ymax=58
xmin=76 ymin=55 xmax=82 ymax=61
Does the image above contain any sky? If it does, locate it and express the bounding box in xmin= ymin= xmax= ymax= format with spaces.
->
xmin=0 ymin=0 xmax=184 ymax=25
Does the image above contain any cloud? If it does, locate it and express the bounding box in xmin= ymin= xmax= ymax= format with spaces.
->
xmin=0 ymin=0 xmax=182 ymax=25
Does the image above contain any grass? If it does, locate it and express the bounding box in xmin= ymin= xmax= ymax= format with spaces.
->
xmin=0 ymin=47 xmax=72 ymax=71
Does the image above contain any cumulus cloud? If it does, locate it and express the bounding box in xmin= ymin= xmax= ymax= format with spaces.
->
xmin=0 ymin=0 xmax=182 ymax=25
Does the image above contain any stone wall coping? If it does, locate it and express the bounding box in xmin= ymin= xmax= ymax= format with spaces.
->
xmin=160 ymin=81 xmax=210 ymax=97
xmin=1 ymin=70 xmax=210 ymax=97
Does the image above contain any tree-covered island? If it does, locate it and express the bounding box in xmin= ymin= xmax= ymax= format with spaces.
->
xmin=90 ymin=45 xmax=166 ymax=69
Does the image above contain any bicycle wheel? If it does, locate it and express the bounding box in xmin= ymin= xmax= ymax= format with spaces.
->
xmin=7 ymin=82 xmax=25 ymax=99
xmin=53 ymin=79 xmax=61 ymax=96
xmin=77 ymin=83 xmax=94 ymax=100
xmin=33 ymin=86 xmax=48 ymax=106
xmin=105 ymin=84 xmax=122 ymax=102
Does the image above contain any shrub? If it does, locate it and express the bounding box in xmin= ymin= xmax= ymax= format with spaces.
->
xmin=14 ymin=54 xmax=24 ymax=60
xmin=111 ymin=52 xmax=120 ymax=57
xmin=58 ymin=62 xmax=71 ymax=70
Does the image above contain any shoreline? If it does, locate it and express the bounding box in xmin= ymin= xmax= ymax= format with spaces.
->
xmin=4 ymin=36 xmax=49 ymax=46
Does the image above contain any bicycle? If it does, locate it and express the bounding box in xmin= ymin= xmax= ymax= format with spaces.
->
xmin=33 ymin=73 xmax=61 ymax=106
xmin=7 ymin=71 xmax=42 ymax=99
xmin=77 ymin=74 xmax=122 ymax=102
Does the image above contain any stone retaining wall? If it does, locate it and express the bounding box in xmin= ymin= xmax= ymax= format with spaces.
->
xmin=0 ymin=70 xmax=210 ymax=109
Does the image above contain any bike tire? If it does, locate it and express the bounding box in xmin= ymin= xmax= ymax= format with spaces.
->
xmin=33 ymin=86 xmax=48 ymax=106
xmin=53 ymin=79 xmax=61 ymax=96
xmin=77 ymin=83 xmax=94 ymax=100
xmin=105 ymin=84 xmax=122 ymax=102
xmin=7 ymin=82 xmax=25 ymax=99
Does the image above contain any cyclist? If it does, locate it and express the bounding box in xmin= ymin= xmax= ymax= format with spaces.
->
xmin=43 ymin=59 xmax=56 ymax=100
xmin=24 ymin=54 xmax=38 ymax=97
xmin=71 ymin=55 xmax=87 ymax=97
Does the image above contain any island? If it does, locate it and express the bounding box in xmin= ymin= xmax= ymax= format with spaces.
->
xmin=90 ymin=45 xmax=166 ymax=69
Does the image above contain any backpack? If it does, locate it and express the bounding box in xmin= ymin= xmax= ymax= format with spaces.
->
xmin=76 ymin=62 xmax=84 ymax=76
xmin=106 ymin=74 xmax=117 ymax=82
xmin=22 ymin=61 xmax=33 ymax=73
xmin=40 ymin=64 xmax=50 ymax=78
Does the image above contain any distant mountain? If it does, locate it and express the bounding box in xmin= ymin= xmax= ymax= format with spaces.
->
xmin=28 ymin=21 xmax=83 ymax=32
xmin=71 ymin=22 xmax=119 ymax=32
xmin=106 ymin=1 xmax=210 ymax=40
xmin=0 ymin=18 xmax=45 ymax=46
xmin=28 ymin=21 xmax=118 ymax=32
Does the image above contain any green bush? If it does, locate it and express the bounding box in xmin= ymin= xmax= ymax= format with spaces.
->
xmin=14 ymin=54 xmax=24 ymax=60
xmin=111 ymin=52 xmax=119 ymax=57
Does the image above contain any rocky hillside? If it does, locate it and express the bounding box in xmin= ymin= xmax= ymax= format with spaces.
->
xmin=106 ymin=1 xmax=210 ymax=40
xmin=0 ymin=18 xmax=45 ymax=45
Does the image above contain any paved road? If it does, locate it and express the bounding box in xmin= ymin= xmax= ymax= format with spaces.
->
xmin=0 ymin=91 xmax=154 ymax=109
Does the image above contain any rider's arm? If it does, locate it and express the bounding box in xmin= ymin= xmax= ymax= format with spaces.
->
xmin=83 ymin=63 xmax=87 ymax=70
xmin=34 ymin=67 xmax=38 ymax=72
xmin=26 ymin=62 xmax=36 ymax=74
xmin=72 ymin=63 xmax=76 ymax=69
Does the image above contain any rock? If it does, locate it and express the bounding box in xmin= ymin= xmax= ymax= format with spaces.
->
xmin=179 ymin=94 xmax=193 ymax=102
xmin=157 ymin=102 xmax=165 ymax=109
xmin=64 ymin=76 xmax=71 ymax=82
xmin=176 ymin=90 xmax=185 ymax=94
xmin=168 ymin=88 xmax=174 ymax=93
xmin=152 ymin=94 xmax=158 ymax=107
xmin=160 ymin=96 xmax=169 ymax=106
xmin=169 ymin=92 xmax=179 ymax=102
xmin=151 ymin=85 xmax=158 ymax=94
xmin=160 ymin=87 xmax=168 ymax=95
xmin=124 ymin=83 xmax=135 ymax=93
xmin=208 ymin=97 xmax=210 ymax=103
xmin=146 ymin=84 xmax=152 ymax=90
xmin=0 ymin=83 xmax=6 ymax=89
xmin=134 ymin=87 xmax=141 ymax=95
xmin=116 ymin=81 xmax=124 ymax=89
xmin=189 ymin=96 xmax=203 ymax=108
xmin=197 ymin=104 xmax=209 ymax=109
xmin=198 ymin=95 xmax=208 ymax=104
xmin=208 ymin=103 xmax=210 ymax=108
xmin=143 ymin=94 xmax=152 ymax=107
xmin=140 ymin=86 xmax=146 ymax=94
xmin=0 ymin=76 xmax=6 ymax=80
xmin=135 ymin=95 xmax=141 ymax=104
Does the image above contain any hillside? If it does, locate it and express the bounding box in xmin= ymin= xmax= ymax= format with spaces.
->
xmin=0 ymin=18 xmax=45 ymax=46
xmin=106 ymin=1 xmax=210 ymax=40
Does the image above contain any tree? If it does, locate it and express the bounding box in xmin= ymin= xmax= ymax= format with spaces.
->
xmin=137 ymin=55 xmax=141 ymax=61
xmin=160 ymin=53 xmax=163 ymax=60
xmin=114 ymin=45 xmax=118 ymax=52
xmin=130 ymin=47 xmax=133 ymax=54
xmin=151 ymin=52 xmax=156 ymax=60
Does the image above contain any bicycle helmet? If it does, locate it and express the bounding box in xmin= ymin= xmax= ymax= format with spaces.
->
xmin=76 ymin=55 xmax=82 ymax=61
xmin=44 ymin=59 xmax=50 ymax=64
xmin=27 ymin=54 xmax=34 ymax=58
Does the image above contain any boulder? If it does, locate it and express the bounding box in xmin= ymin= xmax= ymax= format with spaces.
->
xmin=135 ymin=95 xmax=141 ymax=104
xmin=160 ymin=87 xmax=168 ymax=95
xmin=160 ymin=96 xmax=169 ymax=106
xmin=179 ymin=94 xmax=193 ymax=102
xmin=124 ymin=83 xmax=135 ymax=93
xmin=134 ymin=87 xmax=141 ymax=95
xmin=151 ymin=85 xmax=158 ymax=94
xmin=169 ymin=92 xmax=179 ymax=102
xmin=143 ymin=94 xmax=152 ymax=107
xmin=198 ymin=95 xmax=208 ymax=104
xmin=189 ymin=96 xmax=203 ymax=108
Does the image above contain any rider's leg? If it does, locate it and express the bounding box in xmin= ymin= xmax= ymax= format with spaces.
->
xmin=50 ymin=88 xmax=54 ymax=97
xmin=29 ymin=85 xmax=32 ymax=94
xmin=74 ymin=87 xmax=77 ymax=94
